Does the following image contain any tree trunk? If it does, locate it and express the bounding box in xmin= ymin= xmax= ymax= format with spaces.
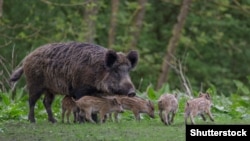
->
xmin=83 ymin=0 xmax=99 ymax=43
xmin=129 ymin=0 xmax=147 ymax=50
xmin=108 ymin=0 xmax=120 ymax=48
xmin=157 ymin=0 xmax=192 ymax=90
xmin=0 ymin=0 xmax=3 ymax=17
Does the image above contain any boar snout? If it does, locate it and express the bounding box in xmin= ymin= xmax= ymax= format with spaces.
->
xmin=117 ymin=106 xmax=124 ymax=113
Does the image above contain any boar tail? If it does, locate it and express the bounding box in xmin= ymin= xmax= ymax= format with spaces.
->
xmin=9 ymin=67 xmax=23 ymax=88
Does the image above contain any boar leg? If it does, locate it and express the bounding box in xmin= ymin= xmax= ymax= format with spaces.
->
xmin=103 ymin=114 xmax=108 ymax=123
xmin=133 ymin=111 xmax=140 ymax=121
xmin=62 ymin=107 xmax=66 ymax=123
xmin=114 ymin=112 xmax=120 ymax=122
xmin=85 ymin=110 xmax=96 ymax=123
xmin=167 ymin=113 xmax=171 ymax=125
xmin=109 ymin=113 xmax=114 ymax=122
xmin=66 ymin=109 xmax=72 ymax=123
xmin=200 ymin=114 xmax=206 ymax=121
xmin=190 ymin=115 xmax=195 ymax=125
xmin=207 ymin=110 xmax=214 ymax=122
xmin=92 ymin=114 xmax=98 ymax=123
xmin=73 ymin=109 xmax=78 ymax=123
xmin=108 ymin=113 xmax=113 ymax=122
xmin=184 ymin=117 xmax=188 ymax=124
xmin=159 ymin=110 xmax=164 ymax=123
xmin=162 ymin=111 xmax=169 ymax=125
xmin=28 ymin=85 xmax=44 ymax=123
xmin=170 ymin=112 xmax=176 ymax=124
xmin=78 ymin=110 xmax=86 ymax=123
xmin=184 ymin=113 xmax=189 ymax=124
xmin=99 ymin=112 xmax=106 ymax=124
xmin=43 ymin=91 xmax=57 ymax=123
xmin=73 ymin=88 xmax=99 ymax=123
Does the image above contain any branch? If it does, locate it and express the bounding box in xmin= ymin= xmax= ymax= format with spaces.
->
xmin=177 ymin=60 xmax=192 ymax=97
xmin=164 ymin=54 xmax=193 ymax=97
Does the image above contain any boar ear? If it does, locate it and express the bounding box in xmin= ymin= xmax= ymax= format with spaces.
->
xmin=198 ymin=93 xmax=201 ymax=96
xmin=127 ymin=50 xmax=139 ymax=69
xmin=174 ymin=93 xmax=178 ymax=98
xmin=205 ymin=93 xmax=211 ymax=100
xmin=105 ymin=50 xmax=118 ymax=69
xmin=147 ymin=100 xmax=154 ymax=106
xmin=198 ymin=92 xmax=203 ymax=97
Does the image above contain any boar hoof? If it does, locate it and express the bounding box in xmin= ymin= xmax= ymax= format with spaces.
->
xmin=49 ymin=118 xmax=57 ymax=123
xmin=28 ymin=117 xmax=36 ymax=123
xmin=29 ymin=119 xmax=36 ymax=123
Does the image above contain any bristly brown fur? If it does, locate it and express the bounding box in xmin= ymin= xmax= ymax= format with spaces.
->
xmin=75 ymin=95 xmax=124 ymax=124
xmin=9 ymin=42 xmax=139 ymax=123
xmin=106 ymin=95 xmax=155 ymax=122
xmin=61 ymin=95 xmax=78 ymax=124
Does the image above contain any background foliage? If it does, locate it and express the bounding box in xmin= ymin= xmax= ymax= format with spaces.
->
xmin=0 ymin=1 xmax=249 ymax=100
xmin=1 ymin=0 xmax=250 ymax=95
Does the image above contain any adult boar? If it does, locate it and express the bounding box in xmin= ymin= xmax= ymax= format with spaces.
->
xmin=9 ymin=42 xmax=138 ymax=123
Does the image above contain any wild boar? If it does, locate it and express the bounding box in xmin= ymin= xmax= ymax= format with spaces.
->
xmin=61 ymin=95 xmax=78 ymax=123
xmin=107 ymin=95 xmax=155 ymax=122
xmin=9 ymin=42 xmax=138 ymax=123
xmin=184 ymin=92 xmax=214 ymax=125
xmin=158 ymin=93 xmax=178 ymax=125
xmin=74 ymin=95 xmax=124 ymax=124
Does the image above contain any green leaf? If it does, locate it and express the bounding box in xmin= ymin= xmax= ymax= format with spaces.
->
xmin=242 ymin=86 xmax=250 ymax=95
xmin=233 ymin=80 xmax=243 ymax=89
xmin=146 ymin=85 xmax=156 ymax=100
xmin=158 ymin=83 xmax=170 ymax=94
xmin=233 ymin=80 xmax=250 ymax=95
xmin=0 ymin=93 xmax=11 ymax=105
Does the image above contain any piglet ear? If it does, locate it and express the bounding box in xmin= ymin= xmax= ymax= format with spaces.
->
xmin=127 ymin=50 xmax=139 ymax=69
xmin=205 ymin=93 xmax=211 ymax=100
xmin=105 ymin=50 xmax=118 ymax=69
xmin=174 ymin=93 xmax=178 ymax=98
xmin=198 ymin=92 xmax=203 ymax=97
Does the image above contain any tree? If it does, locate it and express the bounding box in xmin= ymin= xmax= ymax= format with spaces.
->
xmin=108 ymin=0 xmax=120 ymax=48
xmin=157 ymin=0 xmax=192 ymax=90
xmin=128 ymin=0 xmax=147 ymax=50
xmin=0 ymin=0 xmax=3 ymax=17
xmin=1 ymin=0 xmax=250 ymax=95
xmin=83 ymin=0 xmax=99 ymax=43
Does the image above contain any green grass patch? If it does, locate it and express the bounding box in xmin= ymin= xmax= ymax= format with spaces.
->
xmin=0 ymin=113 xmax=249 ymax=141
xmin=1 ymin=87 xmax=250 ymax=141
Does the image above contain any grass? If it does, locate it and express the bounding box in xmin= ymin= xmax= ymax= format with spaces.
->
xmin=0 ymin=113 xmax=249 ymax=141
xmin=0 ymin=89 xmax=250 ymax=141
xmin=0 ymin=116 xmax=185 ymax=141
